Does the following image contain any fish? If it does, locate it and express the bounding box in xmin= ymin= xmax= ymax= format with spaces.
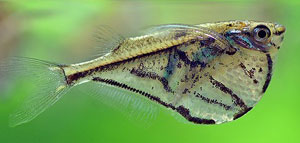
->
xmin=0 ymin=20 xmax=286 ymax=126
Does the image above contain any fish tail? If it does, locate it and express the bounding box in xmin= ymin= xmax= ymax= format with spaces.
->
xmin=0 ymin=57 xmax=70 ymax=127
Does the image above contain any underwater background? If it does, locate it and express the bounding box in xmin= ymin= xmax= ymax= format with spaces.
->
xmin=0 ymin=0 xmax=299 ymax=143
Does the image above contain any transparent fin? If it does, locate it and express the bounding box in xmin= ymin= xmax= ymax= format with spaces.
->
xmin=0 ymin=57 xmax=69 ymax=127
xmin=92 ymin=25 xmax=125 ymax=58
xmin=79 ymin=80 xmax=159 ymax=127
xmin=140 ymin=24 xmax=200 ymax=34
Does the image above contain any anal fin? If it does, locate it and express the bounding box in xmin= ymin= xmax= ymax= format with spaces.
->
xmin=78 ymin=77 xmax=160 ymax=127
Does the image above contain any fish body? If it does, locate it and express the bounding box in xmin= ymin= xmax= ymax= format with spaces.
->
xmin=1 ymin=20 xmax=286 ymax=126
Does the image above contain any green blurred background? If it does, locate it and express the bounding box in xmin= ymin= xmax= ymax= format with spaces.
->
xmin=0 ymin=0 xmax=299 ymax=143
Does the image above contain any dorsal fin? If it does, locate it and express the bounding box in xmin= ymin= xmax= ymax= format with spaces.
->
xmin=93 ymin=25 xmax=125 ymax=57
xmin=140 ymin=24 xmax=201 ymax=34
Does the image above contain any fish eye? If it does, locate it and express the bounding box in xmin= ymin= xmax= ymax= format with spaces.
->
xmin=253 ymin=25 xmax=271 ymax=42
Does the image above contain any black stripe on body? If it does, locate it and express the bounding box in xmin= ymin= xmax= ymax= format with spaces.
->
xmin=262 ymin=54 xmax=273 ymax=93
xmin=59 ymin=65 xmax=69 ymax=84
xmin=66 ymin=48 xmax=171 ymax=85
xmin=209 ymin=76 xmax=248 ymax=109
xmin=130 ymin=68 xmax=174 ymax=93
xmin=194 ymin=92 xmax=232 ymax=110
xmin=176 ymin=50 xmax=207 ymax=69
xmin=208 ymin=76 xmax=254 ymax=120
xmin=233 ymin=107 xmax=253 ymax=120
xmin=92 ymin=77 xmax=216 ymax=124
xmin=66 ymin=37 xmax=223 ymax=85
xmin=239 ymin=63 xmax=259 ymax=84
xmin=239 ymin=63 xmax=255 ymax=78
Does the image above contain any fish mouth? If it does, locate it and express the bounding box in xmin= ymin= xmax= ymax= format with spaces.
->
xmin=274 ymin=24 xmax=286 ymax=36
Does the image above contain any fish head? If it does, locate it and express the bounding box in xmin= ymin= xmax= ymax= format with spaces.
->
xmin=220 ymin=20 xmax=286 ymax=55
xmin=191 ymin=21 xmax=287 ymax=120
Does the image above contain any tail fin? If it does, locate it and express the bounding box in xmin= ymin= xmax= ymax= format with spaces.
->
xmin=0 ymin=57 xmax=69 ymax=127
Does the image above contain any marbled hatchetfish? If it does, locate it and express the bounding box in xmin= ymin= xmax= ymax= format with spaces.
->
xmin=0 ymin=20 xmax=286 ymax=126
